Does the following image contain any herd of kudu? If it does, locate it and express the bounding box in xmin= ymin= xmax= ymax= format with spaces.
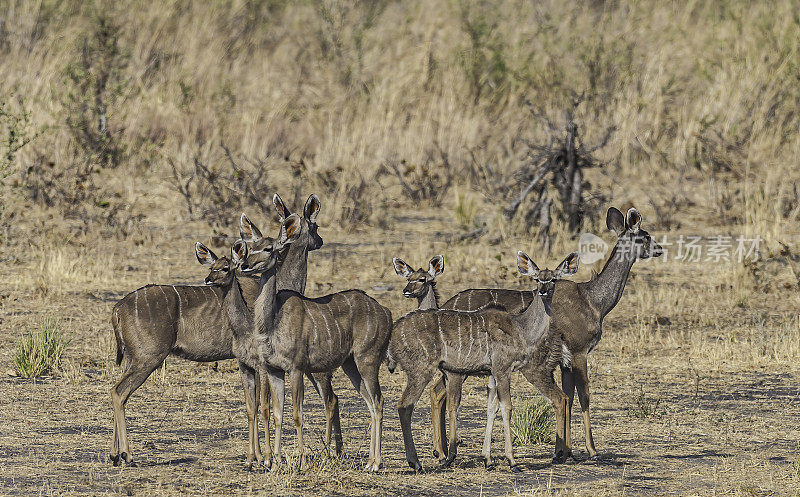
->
xmin=109 ymin=193 xmax=662 ymax=473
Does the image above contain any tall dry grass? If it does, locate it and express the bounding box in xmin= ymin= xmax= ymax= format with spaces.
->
xmin=0 ymin=0 xmax=798 ymax=245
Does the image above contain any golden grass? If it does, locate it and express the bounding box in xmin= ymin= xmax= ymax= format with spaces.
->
xmin=1 ymin=1 xmax=800 ymax=494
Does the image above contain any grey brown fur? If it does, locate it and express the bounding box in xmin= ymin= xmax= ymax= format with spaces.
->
xmin=109 ymin=194 xmax=323 ymax=467
xmin=434 ymin=206 xmax=662 ymax=461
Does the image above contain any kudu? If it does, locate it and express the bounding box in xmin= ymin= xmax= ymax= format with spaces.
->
xmin=434 ymin=207 xmax=662 ymax=461
xmin=387 ymin=251 xmax=579 ymax=472
xmin=391 ymin=255 xmax=447 ymax=461
xmin=109 ymin=193 xmax=323 ymax=467
xmin=240 ymin=194 xmax=345 ymax=459
xmin=236 ymin=215 xmax=393 ymax=472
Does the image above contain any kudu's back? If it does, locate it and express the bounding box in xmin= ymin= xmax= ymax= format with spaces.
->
xmin=113 ymin=277 xmax=261 ymax=365
xmin=270 ymin=289 xmax=393 ymax=373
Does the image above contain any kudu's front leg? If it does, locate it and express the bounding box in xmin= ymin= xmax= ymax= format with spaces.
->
xmin=495 ymin=374 xmax=522 ymax=473
xmin=239 ymin=362 xmax=261 ymax=469
xmin=289 ymin=369 xmax=307 ymax=470
xmin=258 ymin=368 xmax=272 ymax=469
xmin=266 ymin=368 xmax=286 ymax=470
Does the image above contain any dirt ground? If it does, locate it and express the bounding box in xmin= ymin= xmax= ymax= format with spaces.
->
xmin=1 ymin=212 xmax=799 ymax=496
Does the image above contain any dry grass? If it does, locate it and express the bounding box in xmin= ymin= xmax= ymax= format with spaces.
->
xmin=2 ymin=0 xmax=800 ymax=495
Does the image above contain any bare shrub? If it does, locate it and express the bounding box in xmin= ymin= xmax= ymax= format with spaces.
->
xmin=503 ymin=96 xmax=615 ymax=251
xmin=168 ymin=144 xmax=283 ymax=234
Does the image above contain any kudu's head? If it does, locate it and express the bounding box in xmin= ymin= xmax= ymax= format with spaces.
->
xmin=196 ymin=214 xmax=302 ymax=285
xmin=196 ymin=239 xmax=249 ymax=287
xmin=239 ymin=194 xmax=322 ymax=255
xmin=606 ymin=207 xmax=663 ymax=261
xmin=392 ymin=255 xmax=444 ymax=300
xmin=239 ymin=213 xmax=303 ymax=274
xmin=517 ymin=251 xmax=580 ymax=298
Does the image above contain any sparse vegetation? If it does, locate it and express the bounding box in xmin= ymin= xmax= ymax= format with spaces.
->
xmin=511 ymin=396 xmax=553 ymax=446
xmin=627 ymin=386 xmax=666 ymax=420
xmin=0 ymin=1 xmax=799 ymax=495
xmin=13 ymin=318 xmax=70 ymax=378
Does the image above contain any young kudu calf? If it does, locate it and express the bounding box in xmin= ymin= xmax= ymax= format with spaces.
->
xmin=235 ymin=216 xmax=393 ymax=472
xmin=387 ymin=251 xmax=578 ymax=472
xmin=434 ymin=207 xmax=662 ymax=461
xmin=391 ymin=255 xmax=447 ymax=461
xmin=109 ymin=194 xmax=323 ymax=467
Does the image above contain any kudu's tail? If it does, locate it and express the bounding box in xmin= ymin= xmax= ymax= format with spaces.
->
xmin=111 ymin=307 xmax=123 ymax=367
xmin=385 ymin=348 xmax=397 ymax=373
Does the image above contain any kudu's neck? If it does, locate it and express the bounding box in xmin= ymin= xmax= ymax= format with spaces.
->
xmin=417 ymin=283 xmax=439 ymax=310
xmin=254 ymin=265 xmax=279 ymax=340
xmin=276 ymin=236 xmax=308 ymax=294
xmin=584 ymin=240 xmax=637 ymax=318
xmin=221 ymin=274 xmax=253 ymax=339
xmin=513 ymin=291 xmax=552 ymax=344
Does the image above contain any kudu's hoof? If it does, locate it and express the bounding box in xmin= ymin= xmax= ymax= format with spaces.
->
xmin=408 ymin=461 xmax=424 ymax=474
xmin=432 ymin=449 xmax=441 ymax=459
xmin=442 ymin=455 xmax=456 ymax=468
xmin=119 ymin=452 xmax=134 ymax=467
xmin=109 ymin=454 xmax=120 ymax=466
xmin=552 ymin=450 xmax=567 ymax=464
xmin=481 ymin=457 xmax=495 ymax=470
xmin=510 ymin=464 xmax=524 ymax=473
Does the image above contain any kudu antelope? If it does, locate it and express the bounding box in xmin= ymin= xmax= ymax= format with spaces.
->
xmin=234 ymin=215 xmax=392 ymax=472
xmin=391 ymin=255 xmax=448 ymax=461
xmin=434 ymin=207 xmax=662 ymax=461
xmin=109 ymin=194 xmax=323 ymax=467
xmin=240 ymin=194 xmax=345 ymax=458
xmin=387 ymin=251 xmax=579 ymax=472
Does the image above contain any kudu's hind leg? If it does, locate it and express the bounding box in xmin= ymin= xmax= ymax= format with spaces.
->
xmin=481 ymin=375 xmax=500 ymax=468
xmin=342 ymin=357 xmax=384 ymax=471
xmin=110 ymin=355 xmax=165 ymax=466
xmin=316 ymin=372 xmax=343 ymax=457
xmin=573 ymin=355 xmax=597 ymax=458
xmin=560 ymin=365 xmax=576 ymax=460
xmin=429 ymin=374 xmax=448 ymax=460
xmin=443 ymin=372 xmax=465 ymax=467
xmin=522 ymin=368 xmax=569 ymax=463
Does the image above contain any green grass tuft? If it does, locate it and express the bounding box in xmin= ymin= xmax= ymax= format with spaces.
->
xmin=511 ymin=396 xmax=553 ymax=446
xmin=627 ymin=386 xmax=666 ymax=419
xmin=14 ymin=318 xmax=70 ymax=378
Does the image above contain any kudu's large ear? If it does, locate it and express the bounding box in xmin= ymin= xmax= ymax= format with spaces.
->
xmin=231 ymin=239 xmax=249 ymax=266
xmin=392 ymin=258 xmax=413 ymax=278
xmin=517 ymin=251 xmax=540 ymax=277
xmin=195 ymin=242 xmax=218 ymax=265
xmin=606 ymin=207 xmax=626 ymax=236
xmin=278 ymin=213 xmax=302 ymax=246
xmin=555 ymin=252 xmax=580 ymax=278
xmin=304 ymin=193 xmax=321 ymax=223
xmin=428 ymin=254 xmax=444 ymax=278
xmin=239 ymin=213 xmax=262 ymax=242
xmin=273 ymin=193 xmax=290 ymax=221
xmin=626 ymin=207 xmax=642 ymax=233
